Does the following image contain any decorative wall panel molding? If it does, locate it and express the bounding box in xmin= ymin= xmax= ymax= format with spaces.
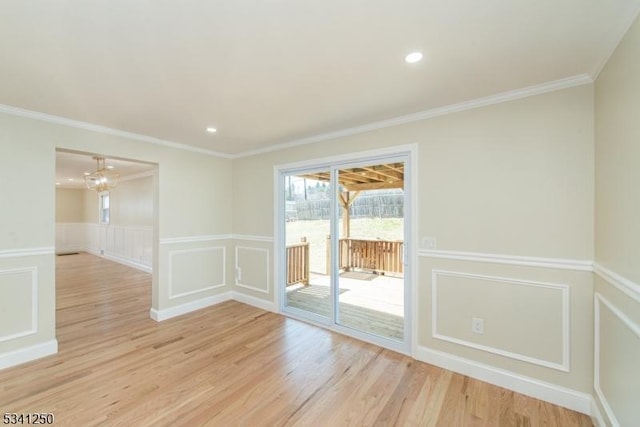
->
xmin=235 ymin=246 xmax=270 ymax=294
xmin=432 ymin=269 xmax=570 ymax=371
xmin=594 ymin=293 xmax=640 ymax=427
xmin=0 ymin=267 xmax=38 ymax=343
xmin=168 ymin=246 xmax=226 ymax=299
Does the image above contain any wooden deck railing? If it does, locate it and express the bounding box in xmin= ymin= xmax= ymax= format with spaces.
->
xmin=339 ymin=238 xmax=404 ymax=275
xmin=286 ymin=237 xmax=310 ymax=286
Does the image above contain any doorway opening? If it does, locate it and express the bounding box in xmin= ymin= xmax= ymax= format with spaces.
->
xmin=54 ymin=149 xmax=158 ymax=349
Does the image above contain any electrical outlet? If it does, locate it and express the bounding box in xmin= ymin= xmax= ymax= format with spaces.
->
xmin=422 ymin=237 xmax=437 ymax=249
xmin=472 ymin=317 xmax=484 ymax=334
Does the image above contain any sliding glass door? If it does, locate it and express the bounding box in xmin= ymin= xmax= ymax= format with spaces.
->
xmin=335 ymin=162 xmax=405 ymax=341
xmin=283 ymin=169 xmax=332 ymax=323
xmin=279 ymin=153 xmax=410 ymax=352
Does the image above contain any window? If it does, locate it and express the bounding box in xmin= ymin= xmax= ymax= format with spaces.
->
xmin=99 ymin=192 xmax=110 ymax=224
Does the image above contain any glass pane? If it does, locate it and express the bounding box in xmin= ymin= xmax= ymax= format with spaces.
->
xmin=284 ymin=171 xmax=331 ymax=320
xmin=336 ymin=162 xmax=405 ymax=341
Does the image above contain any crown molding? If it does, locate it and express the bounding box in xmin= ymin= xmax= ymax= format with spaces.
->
xmin=0 ymin=103 xmax=233 ymax=159
xmin=590 ymin=3 xmax=640 ymax=80
xmin=0 ymin=74 xmax=592 ymax=161
xmin=232 ymin=74 xmax=593 ymax=159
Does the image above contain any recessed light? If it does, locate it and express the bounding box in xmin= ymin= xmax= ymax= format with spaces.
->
xmin=206 ymin=127 xmax=217 ymax=133
xmin=106 ymin=165 xmax=114 ymax=170
xmin=68 ymin=178 xmax=74 ymax=182
xmin=56 ymin=182 xmax=60 ymax=185
xmin=83 ymin=172 xmax=90 ymax=176
xmin=405 ymin=52 xmax=423 ymax=63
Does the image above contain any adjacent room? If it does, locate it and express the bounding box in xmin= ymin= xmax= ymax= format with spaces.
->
xmin=1 ymin=2 xmax=639 ymax=426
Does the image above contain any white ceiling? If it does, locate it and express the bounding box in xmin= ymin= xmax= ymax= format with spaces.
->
xmin=56 ymin=151 xmax=155 ymax=189
xmin=2 ymin=1 xmax=640 ymax=156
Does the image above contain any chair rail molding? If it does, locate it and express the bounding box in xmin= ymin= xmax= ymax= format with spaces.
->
xmin=419 ymin=249 xmax=593 ymax=272
xmin=0 ymin=248 xmax=55 ymax=259
xmin=159 ymin=234 xmax=233 ymax=245
xmin=594 ymin=263 xmax=640 ymax=303
xmin=231 ymin=234 xmax=274 ymax=243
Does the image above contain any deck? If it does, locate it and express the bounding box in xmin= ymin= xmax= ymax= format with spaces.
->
xmin=286 ymin=272 xmax=404 ymax=340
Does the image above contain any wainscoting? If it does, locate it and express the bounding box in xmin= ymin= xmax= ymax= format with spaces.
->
xmin=168 ymin=246 xmax=226 ymax=299
xmin=431 ymin=269 xmax=570 ymax=372
xmin=56 ymin=223 xmax=152 ymax=272
xmin=0 ymin=249 xmax=57 ymax=370
xmin=153 ymin=235 xmax=233 ymax=321
xmin=231 ymin=236 xmax=275 ymax=311
xmin=0 ymin=266 xmax=38 ymax=342
xmin=418 ymin=249 xmax=594 ymax=416
xmin=235 ymin=246 xmax=270 ymax=294
xmin=593 ymin=268 xmax=640 ymax=427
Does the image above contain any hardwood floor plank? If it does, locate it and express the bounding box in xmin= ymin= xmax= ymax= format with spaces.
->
xmin=0 ymin=253 xmax=593 ymax=426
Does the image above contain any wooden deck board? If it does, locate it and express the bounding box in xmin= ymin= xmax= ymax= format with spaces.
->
xmin=286 ymin=273 xmax=405 ymax=340
xmin=0 ymin=253 xmax=592 ymax=426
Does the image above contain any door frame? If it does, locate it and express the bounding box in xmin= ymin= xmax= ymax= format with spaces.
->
xmin=273 ymin=144 xmax=417 ymax=356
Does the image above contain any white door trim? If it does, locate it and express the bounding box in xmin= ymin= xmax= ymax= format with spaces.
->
xmin=273 ymin=144 xmax=417 ymax=356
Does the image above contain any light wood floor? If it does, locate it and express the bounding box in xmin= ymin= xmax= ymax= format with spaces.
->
xmin=0 ymin=253 xmax=592 ymax=426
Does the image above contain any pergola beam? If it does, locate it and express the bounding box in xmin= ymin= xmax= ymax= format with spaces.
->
xmin=296 ymin=162 xmax=405 ymax=191
xmin=343 ymin=181 xmax=404 ymax=191
xmin=361 ymin=166 xmax=403 ymax=182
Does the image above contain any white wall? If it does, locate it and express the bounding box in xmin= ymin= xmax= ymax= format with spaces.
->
xmin=55 ymin=188 xmax=84 ymax=223
xmin=594 ymin=14 xmax=640 ymax=427
xmin=110 ymin=175 xmax=154 ymax=227
xmin=231 ymin=84 xmax=595 ymax=406
xmin=55 ymin=188 xmax=88 ymax=254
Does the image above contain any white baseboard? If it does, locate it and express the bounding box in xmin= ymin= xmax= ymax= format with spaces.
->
xmin=231 ymin=291 xmax=277 ymax=312
xmin=0 ymin=339 xmax=58 ymax=370
xmin=150 ymin=291 xmax=233 ymax=321
xmin=149 ymin=290 xmax=277 ymax=322
xmin=103 ymin=252 xmax=152 ymax=273
xmin=85 ymin=248 xmax=152 ymax=273
xmin=55 ymin=246 xmax=84 ymax=254
xmin=590 ymin=396 xmax=607 ymax=427
xmin=415 ymin=346 xmax=591 ymax=415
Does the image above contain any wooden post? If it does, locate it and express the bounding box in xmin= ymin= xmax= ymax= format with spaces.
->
xmin=339 ymin=190 xmax=361 ymax=239
xmin=301 ymin=237 xmax=309 ymax=285
xmin=326 ymin=234 xmax=331 ymax=275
